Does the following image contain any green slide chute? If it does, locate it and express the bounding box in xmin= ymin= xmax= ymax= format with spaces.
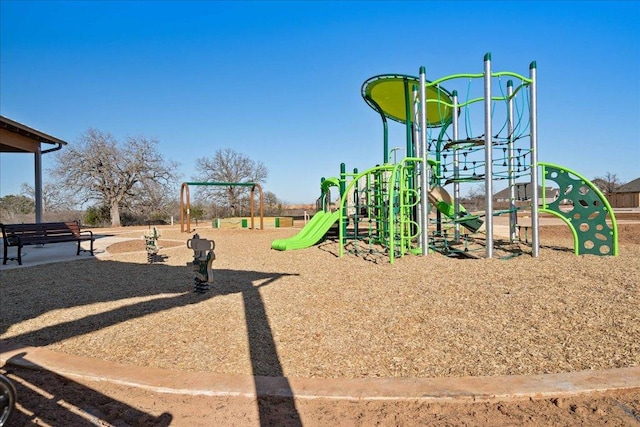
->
xmin=428 ymin=186 xmax=484 ymax=232
xmin=271 ymin=211 xmax=340 ymax=251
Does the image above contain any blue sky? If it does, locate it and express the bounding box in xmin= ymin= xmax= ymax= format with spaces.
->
xmin=1 ymin=1 xmax=638 ymax=204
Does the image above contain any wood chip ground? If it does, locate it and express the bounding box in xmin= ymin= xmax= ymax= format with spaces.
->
xmin=1 ymin=222 xmax=638 ymax=379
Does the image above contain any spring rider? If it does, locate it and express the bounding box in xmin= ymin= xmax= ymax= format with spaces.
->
xmin=187 ymin=233 xmax=216 ymax=293
xmin=143 ymin=227 xmax=161 ymax=263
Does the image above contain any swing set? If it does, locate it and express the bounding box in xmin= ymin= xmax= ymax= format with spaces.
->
xmin=180 ymin=181 xmax=264 ymax=232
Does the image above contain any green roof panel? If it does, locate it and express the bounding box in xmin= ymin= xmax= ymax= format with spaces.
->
xmin=362 ymin=74 xmax=453 ymax=127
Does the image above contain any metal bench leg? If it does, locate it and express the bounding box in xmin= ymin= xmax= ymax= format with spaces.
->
xmin=2 ymin=245 xmax=21 ymax=265
xmin=76 ymin=239 xmax=95 ymax=256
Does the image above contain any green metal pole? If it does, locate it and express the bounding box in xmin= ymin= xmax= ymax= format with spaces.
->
xmin=403 ymin=78 xmax=413 ymax=158
xmin=340 ymin=163 xmax=347 ymax=238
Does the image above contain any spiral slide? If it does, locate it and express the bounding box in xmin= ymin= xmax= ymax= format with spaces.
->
xmin=271 ymin=210 xmax=340 ymax=251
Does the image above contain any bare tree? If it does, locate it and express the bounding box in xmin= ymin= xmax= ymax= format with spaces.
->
xmin=462 ymin=184 xmax=486 ymax=212
xmin=21 ymin=182 xmax=75 ymax=212
xmin=122 ymin=178 xmax=180 ymax=223
xmin=592 ymin=172 xmax=622 ymax=194
xmin=263 ymin=190 xmax=283 ymax=216
xmin=193 ymin=148 xmax=268 ymax=216
xmin=50 ymin=128 xmax=180 ymax=227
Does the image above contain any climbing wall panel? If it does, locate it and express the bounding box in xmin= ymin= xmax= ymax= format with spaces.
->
xmin=539 ymin=162 xmax=618 ymax=256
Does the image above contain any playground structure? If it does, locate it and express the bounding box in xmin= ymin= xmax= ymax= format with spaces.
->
xmin=272 ymin=53 xmax=618 ymax=262
xmin=180 ymin=182 xmax=264 ymax=232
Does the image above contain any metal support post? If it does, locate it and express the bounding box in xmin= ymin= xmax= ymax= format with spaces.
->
xmin=483 ymin=53 xmax=494 ymax=258
xmin=419 ymin=66 xmax=429 ymax=255
xmin=507 ymin=80 xmax=517 ymax=242
xmin=529 ymin=62 xmax=540 ymax=257
xmin=452 ymin=90 xmax=461 ymax=242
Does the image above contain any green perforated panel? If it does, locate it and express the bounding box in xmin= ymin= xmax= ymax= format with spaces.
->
xmin=539 ymin=162 xmax=618 ymax=256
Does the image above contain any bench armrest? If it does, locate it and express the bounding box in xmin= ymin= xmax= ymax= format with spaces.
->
xmin=78 ymin=229 xmax=94 ymax=239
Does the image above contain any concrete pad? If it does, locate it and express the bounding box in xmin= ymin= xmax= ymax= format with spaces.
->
xmin=0 ymin=234 xmax=128 ymax=270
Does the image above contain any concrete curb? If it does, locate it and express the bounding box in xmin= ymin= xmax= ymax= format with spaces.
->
xmin=2 ymin=342 xmax=639 ymax=403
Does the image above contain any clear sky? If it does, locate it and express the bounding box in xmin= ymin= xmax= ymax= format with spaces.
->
xmin=1 ymin=1 xmax=638 ymax=204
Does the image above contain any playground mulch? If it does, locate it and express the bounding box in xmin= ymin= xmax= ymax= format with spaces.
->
xmin=2 ymin=220 xmax=639 ymax=381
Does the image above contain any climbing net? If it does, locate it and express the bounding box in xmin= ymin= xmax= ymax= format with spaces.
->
xmin=423 ymin=71 xmax=534 ymax=188
xmin=409 ymin=62 xmax=538 ymax=259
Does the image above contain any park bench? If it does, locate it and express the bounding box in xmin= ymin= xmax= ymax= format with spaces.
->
xmin=1 ymin=221 xmax=95 ymax=265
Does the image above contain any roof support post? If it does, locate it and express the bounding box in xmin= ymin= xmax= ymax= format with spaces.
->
xmin=34 ymin=146 xmax=43 ymax=223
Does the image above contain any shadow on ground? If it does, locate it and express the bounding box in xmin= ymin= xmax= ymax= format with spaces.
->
xmin=1 ymin=260 xmax=302 ymax=426
xmin=3 ymin=354 xmax=172 ymax=426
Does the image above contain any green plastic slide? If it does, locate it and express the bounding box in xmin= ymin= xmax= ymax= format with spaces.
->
xmin=271 ymin=210 xmax=340 ymax=251
xmin=428 ymin=186 xmax=483 ymax=232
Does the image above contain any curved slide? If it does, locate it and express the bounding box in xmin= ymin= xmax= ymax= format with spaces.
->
xmin=271 ymin=210 xmax=340 ymax=251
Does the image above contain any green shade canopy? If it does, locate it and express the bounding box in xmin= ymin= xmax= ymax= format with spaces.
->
xmin=361 ymin=74 xmax=454 ymax=127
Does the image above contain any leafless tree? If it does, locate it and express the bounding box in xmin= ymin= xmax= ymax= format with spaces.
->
xmin=462 ymin=184 xmax=486 ymax=212
xmin=50 ymin=128 xmax=180 ymax=227
xmin=121 ymin=178 xmax=180 ymax=223
xmin=263 ymin=190 xmax=283 ymax=216
xmin=592 ymin=172 xmax=622 ymax=194
xmin=192 ymin=148 xmax=268 ymax=216
xmin=21 ymin=182 xmax=75 ymax=212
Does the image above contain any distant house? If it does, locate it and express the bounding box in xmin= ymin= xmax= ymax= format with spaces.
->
xmin=493 ymin=183 xmax=558 ymax=206
xmin=606 ymin=177 xmax=640 ymax=208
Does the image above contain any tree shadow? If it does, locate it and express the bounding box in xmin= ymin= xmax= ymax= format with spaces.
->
xmin=318 ymin=237 xmax=389 ymax=264
xmin=0 ymin=261 xmax=302 ymax=426
xmin=3 ymin=354 xmax=172 ymax=426
xmin=317 ymin=239 xmax=340 ymax=257
xmin=539 ymin=243 xmax=574 ymax=253
xmin=209 ymin=274 xmax=303 ymax=426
